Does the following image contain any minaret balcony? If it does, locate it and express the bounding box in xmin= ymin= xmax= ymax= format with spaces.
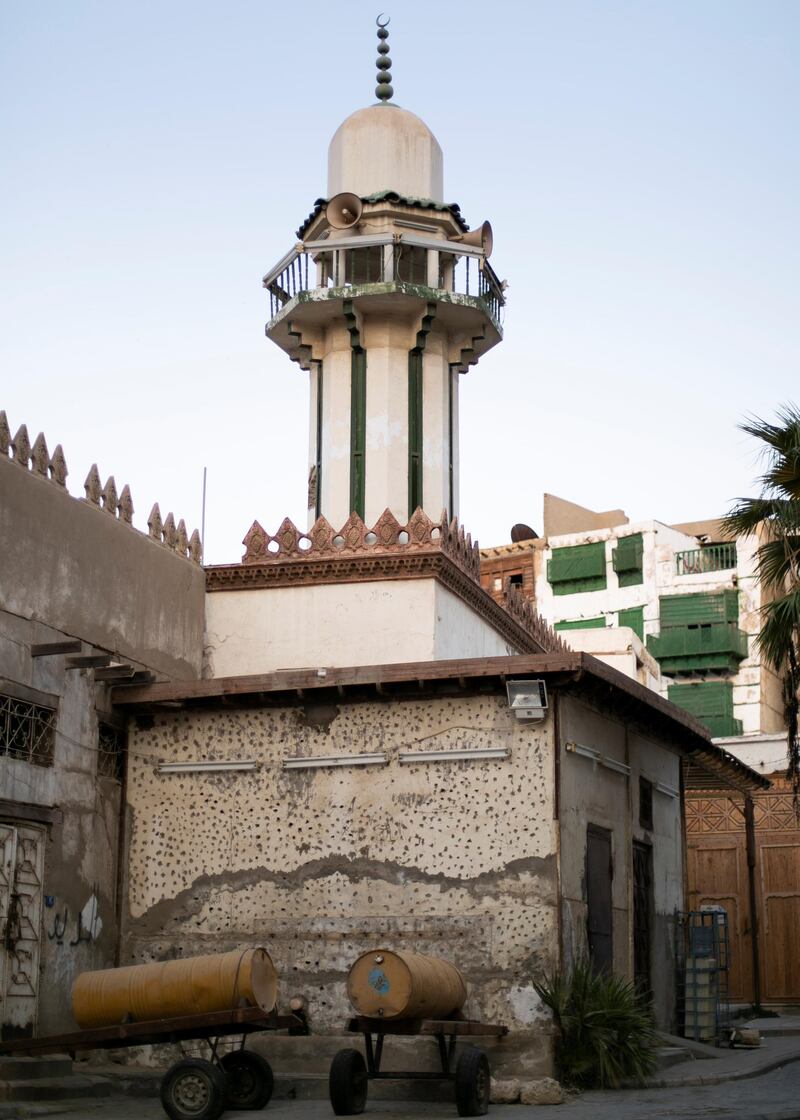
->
xmin=263 ymin=232 xmax=505 ymax=366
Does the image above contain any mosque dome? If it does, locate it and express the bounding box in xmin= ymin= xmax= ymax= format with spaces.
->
xmin=327 ymin=103 xmax=444 ymax=202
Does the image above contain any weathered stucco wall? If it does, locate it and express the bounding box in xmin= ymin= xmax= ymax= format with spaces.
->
xmin=1 ymin=609 xmax=124 ymax=1036
xmin=557 ymin=694 xmax=684 ymax=1029
xmin=0 ymin=456 xmax=204 ymax=680
xmin=204 ymin=579 xmax=516 ymax=678
xmin=123 ymin=693 xmax=559 ymax=1038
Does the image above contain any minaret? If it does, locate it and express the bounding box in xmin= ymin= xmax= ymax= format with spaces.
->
xmin=263 ymin=16 xmax=504 ymax=530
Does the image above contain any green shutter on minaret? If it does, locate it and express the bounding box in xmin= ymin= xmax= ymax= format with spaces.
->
xmin=408 ymin=350 xmax=423 ymax=514
xmin=350 ymin=347 xmax=366 ymax=519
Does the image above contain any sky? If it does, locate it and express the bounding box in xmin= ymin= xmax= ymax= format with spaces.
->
xmin=1 ymin=1 xmax=798 ymax=563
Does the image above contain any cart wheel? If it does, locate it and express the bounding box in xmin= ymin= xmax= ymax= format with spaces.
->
xmin=329 ymin=1048 xmax=368 ymax=1115
xmin=160 ymin=1058 xmax=227 ymax=1120
xmin=455 ymin=1047 xmax=490 ymax=1117
xmin=221 ymin=1049 xmax=274 ymax=1110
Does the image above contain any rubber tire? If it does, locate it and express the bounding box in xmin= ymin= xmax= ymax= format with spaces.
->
xmin=160 ymin=1058 xmax=227 ymax=1120
xmin=221 ymin=1049 xmax=274 ymax=1110
xmin=329 ymin=1048 xmax=368 ymax=1115
xmin=455 ymin=1047 xmax=491 ymax=1117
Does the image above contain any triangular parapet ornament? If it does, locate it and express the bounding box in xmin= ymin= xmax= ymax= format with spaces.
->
xmin=49 ymin=444 xmax=68 ymax=487
xmin=84 ymin=464 xmax=102 ymax=505
xmin=373 ymin=508 xmax=402 ymax=547
xmin=11 ymin=424 xmax=31 ymax=468
xmin=31 ymin=433 xmax=49 ymax=476
xmin=242 ymin=520 xmax=269 ymax=563
xmin=308 ymin=515 xmax=335 ymax=552
xmin=407 ymin=507 xmax=435 ymax=545
xmin=101 ymin=475 xmax=118 ymax=515
xmin=340 ymin=512 xmax=368 ymax=551
xmin=148 ymin=503 xmax=163 ymax=541
xmin=0 ymin=411 xmax=10 ymax=455
xmin=505 ymin=582 xmax=568 ymax=654
xmin=176 ymin=518 xmax=189 ymax=556
xmin=189 ymin=529 xmax=203 ymax=563
xmin=274 ymin=516 xmax=302 ymax=556
xmin=163 ymin=512 xmax=177 ymax=550
xmin=118 ymin=484 xmax=134 ymax=524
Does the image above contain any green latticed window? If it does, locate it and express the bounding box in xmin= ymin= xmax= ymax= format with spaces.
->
xmin=548 ymin=542 xmax=607 ymax=595
xmin=667 ymin=681 xmax=742 ymax=738
xmin=612 ymin=533 xmax=643 ymax=587
xmin=554 ymin=616 xmax=606 ymax=631
xmin=659 ymin=590 xmax=739 ymax=627
xmin=618 ymin=606 xmax=645 ymax=641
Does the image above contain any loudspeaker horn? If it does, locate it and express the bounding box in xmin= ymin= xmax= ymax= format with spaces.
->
xmin=326 ymin=192 xmax=363 ymax=230
xmin=451 ymin=220 xmax=493 ymax=259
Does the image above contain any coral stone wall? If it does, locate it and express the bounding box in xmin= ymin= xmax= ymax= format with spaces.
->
xmin=123 ymin=692 xmax=558 ymax=1033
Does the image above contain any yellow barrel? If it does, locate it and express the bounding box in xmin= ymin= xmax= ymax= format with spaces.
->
xmin=346 ymin=949 xmax=467 ymax=1020
xmin=71 ymin=948 xmax=277 ymax=1028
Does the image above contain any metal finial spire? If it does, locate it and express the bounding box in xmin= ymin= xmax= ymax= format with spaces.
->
xmin=375 ymin=15 xmax=393 ymax=102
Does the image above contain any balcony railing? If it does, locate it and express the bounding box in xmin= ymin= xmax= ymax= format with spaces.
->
xmin=263 ymin=232 xmax=506 ymax=325
xmin=675 ymin=544 xmax=737 ymax=576
xmin=646 ymin=622 xmax=748 ymax=673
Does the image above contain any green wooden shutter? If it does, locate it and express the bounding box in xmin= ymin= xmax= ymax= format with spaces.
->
xmin=554 ymin=617 xmax=606 ymax=631
xmin=618 ymin=606 xmax=644 ymax=641
xmin=612 ymin=533 xmax=644 ymax=587
xmin=408 ymin=349 xmax=423 ymax=515
xmin=659 ymin=590 xmax=739 ymax=627
xmin=548 ymin=542 xmax=607 ymax=595
xmin=667 ymin=681 xmax=742 ymax=737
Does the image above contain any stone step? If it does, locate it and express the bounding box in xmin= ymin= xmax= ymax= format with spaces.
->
xmin=656 ymin=1046 xmax=695 ymax=1070
xmin=0 ymin=1058 xmax=73 ymax=1083
xmin=0 ymin=1075 xmax=112 ymax=1103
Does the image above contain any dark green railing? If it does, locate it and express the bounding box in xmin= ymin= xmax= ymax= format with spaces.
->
xmin=675 ymin=544 xmax=737 ymax=576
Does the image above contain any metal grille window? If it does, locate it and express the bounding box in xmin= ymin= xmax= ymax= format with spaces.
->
xmin=0 ymin=693 xmax=56 ymax=767
xmin=97 ymin=722 xmax=126 ymax=782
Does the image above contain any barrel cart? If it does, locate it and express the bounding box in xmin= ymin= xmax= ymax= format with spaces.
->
xmin=1 ymin=1004 xmax=303 ymax=1120
xmin=331 ymin=949 xmax=507 ymax=1117
xmin=1 ymin=947 xmax=295 ymax=1120
xmin=331 ymin=1014 xmax=507 ymax=1117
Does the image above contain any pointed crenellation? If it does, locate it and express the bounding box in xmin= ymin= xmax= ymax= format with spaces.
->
xmin=176 ymin=518 xmax=189 ymax=557
xmin=48 ymin=444 xmax=68 ymax=487
xmin=148 ymin=502 xmax=163 ymax=541
xmin=118 ymin=484 xmax=134 ymax=524
xmin=84 ymin=464 xmax=102 ymax=505
xmin=11 ymin=424 xmax=31 ymax=468
xmin=163 ymin=512 xmax=178 ymax=550
xmin=0 ymin=409 xmax=203 ymax=563
xmin=101 ymin=475 xmax=118 ymax=515
xmin=31 ymin=433 xmax=49 ymax=476
xmin=189 ymin=529 xmax=203 ymax=563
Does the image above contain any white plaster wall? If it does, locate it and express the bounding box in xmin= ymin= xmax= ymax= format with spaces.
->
xmin=205 ymin=579 xmax=517 ymax=677
xmin=558 ymin=628 xmax=661 ymax=691
xmin=362 ymin=319 xmax=411 ymax=526
xmin=318 ymin=341 xmax=352 ymax=528
xmin=712 ymin=731 xmax=789 ymax=776
xmin=327 ymin=105 xmax=444 ymax=201
xmin=432 ymin=583 xmax=520 ymax=660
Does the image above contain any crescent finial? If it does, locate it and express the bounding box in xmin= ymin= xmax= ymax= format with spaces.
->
xmin=375 ymin=14 xmax=393 ymax=101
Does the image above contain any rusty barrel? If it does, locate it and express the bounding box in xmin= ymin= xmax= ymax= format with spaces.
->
xmin=346 ymin=949 xmax=467 ymax=1020
xmin=71 ymin=947 xmax=277 ymax=1028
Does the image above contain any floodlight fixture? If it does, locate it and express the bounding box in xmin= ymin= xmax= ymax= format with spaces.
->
xmin=506 ymin=679 xmax=548 ymax=721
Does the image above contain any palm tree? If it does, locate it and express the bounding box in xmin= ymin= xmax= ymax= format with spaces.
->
xmin=723 ymin=404 xmax=800 ymax=804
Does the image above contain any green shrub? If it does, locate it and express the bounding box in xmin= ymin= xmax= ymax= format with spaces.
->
xmin=533 ymin=959 xmax=659 ymax=1088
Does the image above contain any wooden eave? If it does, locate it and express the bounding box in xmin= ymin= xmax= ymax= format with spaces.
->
xmin=110 ymin=652 xmax=767 ymax=792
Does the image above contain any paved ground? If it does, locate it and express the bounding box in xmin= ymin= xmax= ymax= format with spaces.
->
xmin=4 ymin=1018 xmax=800 ymax=1120
xmin=3 ymin=1061 xmax=800 ymax=1120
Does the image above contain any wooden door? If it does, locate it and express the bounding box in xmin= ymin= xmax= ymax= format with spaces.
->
xmin=633 ymin=841 xmax=653 ymax=995
xmin=586 ymin=826 xmax=613 ymax=975
xmin=0 ymin=823 xmax=45 ymax=1040
xmin=760 ymin=843 xmax=800 ymax=1001
xmin=686 ymin=839 xmax=751 ymax=1000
